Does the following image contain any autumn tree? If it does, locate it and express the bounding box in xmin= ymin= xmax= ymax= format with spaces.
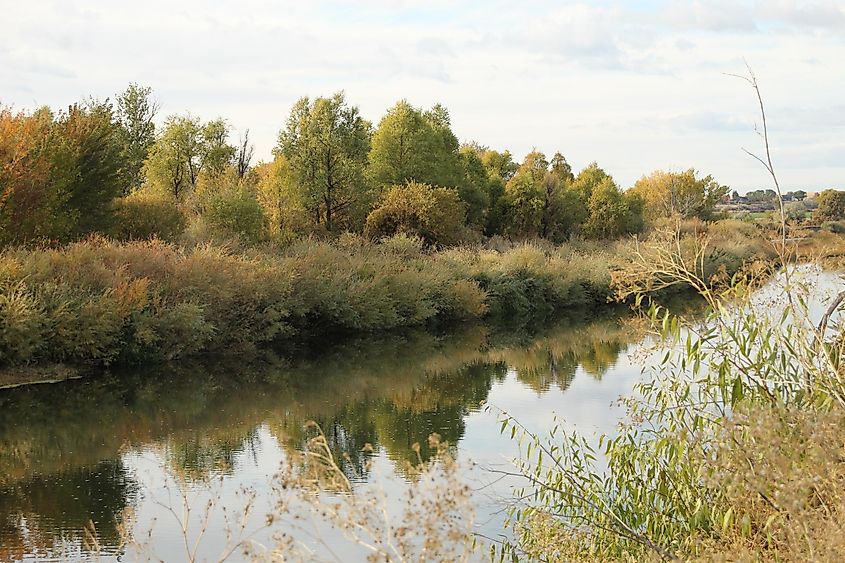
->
xmin=276 ymin=92 xmax=372 ymax=232
xmin=0 ymin=101 xmax=128 ymax=243
xmin=116 ymin=83 xmax=158 ymax=192
xmin=0 ymin=107 xmax=70 ymax=243
xmin=630 ymin=168 xmax=728 ymax=220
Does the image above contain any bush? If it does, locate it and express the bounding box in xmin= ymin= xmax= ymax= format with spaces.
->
xmin=364 ymin=181 xmax=468 ymax=247
xmin=821 ymin=220 xmax=845 ymax=234
xmin=111 ymin=191 xmax=186 ymax=241
xmin=202 ymin=187 xmax=266 ymax=244
xmin=815 ymin=189 xmax=845 ymax=222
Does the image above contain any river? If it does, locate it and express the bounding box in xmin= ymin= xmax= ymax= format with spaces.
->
xmin=1 ymin=267 xmax=839 ymax=562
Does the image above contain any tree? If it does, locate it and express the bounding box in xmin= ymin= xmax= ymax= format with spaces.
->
xmin=364 ymin=181 xmax=468 ymax=246
xmin=116 ymin=83 xmax=158 ymax=192
xmin=368 ymin=100 xmax=463 ymax=189
xmin=571 ymin=162 xmax=612 ymax=205
xmin=815 ymin=189 xmax=845 ymax=222
xmin=457 ymin=147 xmax=491 ymax=228
xmin=0 ymin=106 xmax=72 ymax=243
xmin=470 ymin=146 xmax=517 ymax=236
xmin=59 ymin=100 xmax=129 ymax=236
xmin=255 ymin=156 xmax=312 ymax=236
xmin=0 ymin=101 xmax=128 ymax=243
xmin=502 ymin=151 xmax=548 ymax=238
xmin=583 ymin=178 xmax=643 ymax=239
xmin=477 ymin=147 xmax=518 ymax=182
xmin=202 ymin=184 xmax=266 ymax=244
xmin=550 ymin=152 xmax=574 ymax=184
xmin=235 ymin=129 xmax=255 ymax=179
xmin=143 ymin=116 xmax=235 ymax=199
xmin=630 ymin=169 xmax=728 ymax=221
xmin=541 ymin=152 xmax=583 ymax=241
xmin=277 ymin=92 xmax=372 ymax=232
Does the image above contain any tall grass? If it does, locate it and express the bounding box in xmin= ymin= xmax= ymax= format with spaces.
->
xmin=0 ymin=222 xmax=771 ymax=369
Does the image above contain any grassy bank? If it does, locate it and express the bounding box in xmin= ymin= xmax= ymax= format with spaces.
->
xmin=0 ymin=221 xmax=775 ymax=369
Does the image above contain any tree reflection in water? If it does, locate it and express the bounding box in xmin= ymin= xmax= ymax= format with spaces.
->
xmin=0 ymin=312 xmax=637 ymax=559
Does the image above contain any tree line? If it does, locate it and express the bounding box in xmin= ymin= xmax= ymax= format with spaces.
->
xmin=1 ymin=85 xmax=733 ymax=247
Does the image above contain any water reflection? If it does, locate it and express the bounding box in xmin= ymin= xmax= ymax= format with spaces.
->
xmin=0 ymin=312 xmax=639 ymax=560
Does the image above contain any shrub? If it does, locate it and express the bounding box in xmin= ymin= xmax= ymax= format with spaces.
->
xmin=364 ymin=181 xmax=468 ymax=247
xmin=202 ymin=187 xmax=266 ymax=244
xmin=0 ymin=281 xmax=46 ymax=364
xmin=815 ymin=189 xmax=845 ymax=222
xmin=821 ymin=220 xmax=845 ymax=234
xmin=111 ymin=191 xmax=186 ymax=241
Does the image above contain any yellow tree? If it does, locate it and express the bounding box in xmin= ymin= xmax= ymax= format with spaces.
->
xmin=630 ymin=169 xmax=728 ymax=221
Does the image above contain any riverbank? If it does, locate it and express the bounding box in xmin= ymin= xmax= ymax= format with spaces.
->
xmin=0 ymin=221 xmax=780 ymax=373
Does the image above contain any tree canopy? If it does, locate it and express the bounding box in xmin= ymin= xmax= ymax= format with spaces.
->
xmin=276 ymin=92 xmax=372 ymax=232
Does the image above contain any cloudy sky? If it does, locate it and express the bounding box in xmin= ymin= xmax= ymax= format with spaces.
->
xmin=3 ymin=0 xmax=843 ymax=190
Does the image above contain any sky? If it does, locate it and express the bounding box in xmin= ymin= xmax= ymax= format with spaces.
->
xmin=2 ymin=0 xmax=843 ymax=191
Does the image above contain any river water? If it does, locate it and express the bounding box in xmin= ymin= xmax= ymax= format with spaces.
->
xmin=0 ymin=268 xmax=839 ymax=562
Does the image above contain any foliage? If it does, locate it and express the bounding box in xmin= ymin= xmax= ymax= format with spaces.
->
xmin=583 ymin=178 xmax=644 ymax=239
xmin=254 ymin=156 xmax=314 ymax=239
xmin=115 ymin=83 xmax=158 ymax=192
xmin=200 ymin=184 xmax=266 ymax=244
xmin=276 ymin=91 xmax=372 ymax=232
xmin=0 ymin=102 xmax=128 ymax=244
xmin=368 ymin=100 xmax=460 ymax=189
xmin=457 ymin=146 xmax=491 ymax=228
xmin=495 ymin=222 xmax=845 ymax=561
xmin=783 ymin=200 xmax=808 ymax=221
xmin=143 ymin=115 xmax=234 ymax=199
xmin=630 ymin=169 xmax=728 ymax=221
xmin=815 ymin=189 xmax=845 ymax=222
xmin=110 ymin=190 xmax=186 ymax=241
xmin=364 ymin=181 xmax=469 ymax=246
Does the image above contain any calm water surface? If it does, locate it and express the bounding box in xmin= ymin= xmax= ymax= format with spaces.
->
xmin=2 ymin=269 xmax=837 ymax=562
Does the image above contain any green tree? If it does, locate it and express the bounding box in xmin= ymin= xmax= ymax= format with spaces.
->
xmin=815 ymin=189 xmax=845 ymax=222
xmin=503 ymin=151 xmax=548 ymax=238
xmin=570 ymin=162 xmax=611 ymax=204
xmin=457 ymin=147 xmax=491 ymax=228
xmin=143 ymin=116 xmax=234 ymax=199
xmin=502 ymin=151 xmax=587 ymax=240
xmin=60 ymin=100 xmax=129 ymax=236
xmin=202 ymin=185 xmax=266 ymax=244
xmin=364 ymin=181 xmax=468 ymax=246
xmin=115 ymin=83 xmax=158 ymax=192
xmin=583 ymin=178 xmax=643 ymax=239
xmin=541 ymin=152 xmax=585 ymax=241
xmin=277 ymin=92 xmax=372 ymax=232
xmin=255 ymin=156 xmax=312 ymax=236
xmin=550 ymin=152 xmax=574 ymax=184
xmin=368 ymin=100 xmax=463 ymax=189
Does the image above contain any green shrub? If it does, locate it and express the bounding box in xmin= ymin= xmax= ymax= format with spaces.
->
xmin=0 ymin=281 xmax=46 ymax=364
xmin=821 ymin=220 xmax=845 ymax=234
xmin=202 ymin=187 xmax=266 ymax=244
xmin=364 ymin=181 xmax=468 ymax=247
xmin=111 ymin=191 xmax=186 ymax=241
xmin=816 ymin=189 xmax=845 ymax=222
